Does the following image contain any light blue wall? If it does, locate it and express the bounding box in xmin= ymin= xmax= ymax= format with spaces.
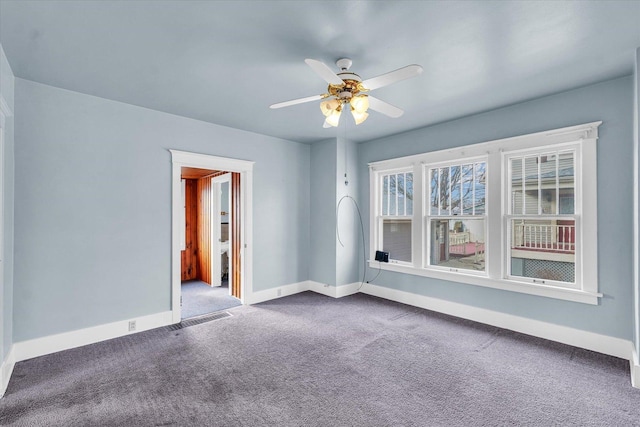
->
xmin=13 ymin=78 xmax=310 ymax=341
xmin=358 ymin=76 xmax=634 ymax=339
xmin=336 ymin=136 xmax=360 ymax=286
xmin=309 ymin=139 xmax=336 ymax=286
xmin=0 ymin=44 xmax=15 ymax=363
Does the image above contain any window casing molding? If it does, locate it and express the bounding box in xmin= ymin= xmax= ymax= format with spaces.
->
xmin=369 ymin=121 xmax=601 ymax=304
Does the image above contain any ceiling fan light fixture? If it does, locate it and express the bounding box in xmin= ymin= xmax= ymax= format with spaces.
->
xmin=350 ymin=94 xmax=369 ymax=114
xmin=271 ymin=58 xmax=421 ymax=128
xmin=320 ymin=99 xmax=341 ymax=117
xmin=324 ymin=109 xmax=342 ymax=127
xmin=351 ymin=109 xmax=369 ymax=125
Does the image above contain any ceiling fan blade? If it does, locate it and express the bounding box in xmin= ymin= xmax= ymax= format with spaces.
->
xmin=305 ymin=59 xmax=344 ymax=86
xmin=362 ymin=64 xmax=423 ymax=91
xmin=368 ymin=96 xmax=404 ymax=118
xmin=270 ymin=94 xmax=324 ymax=109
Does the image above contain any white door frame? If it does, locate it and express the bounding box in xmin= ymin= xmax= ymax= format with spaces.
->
xmin=170 ymin=150 xmax=254 ymax=324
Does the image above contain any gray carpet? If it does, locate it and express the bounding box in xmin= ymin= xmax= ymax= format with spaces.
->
xmin=1 ymin=291 xmax=639 ymax=426
xmin=181 ymin=279 xmax=241 ymax=319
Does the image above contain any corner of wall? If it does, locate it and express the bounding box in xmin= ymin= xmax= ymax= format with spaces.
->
xmin=632 ymin=347 xmax=640 ymax=389
xmin=0 ymin=41 xmax=15 ymax=397
xmin=0 ymin=345 xmax=15 ymax=398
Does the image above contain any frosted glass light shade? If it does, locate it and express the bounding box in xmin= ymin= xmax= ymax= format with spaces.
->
xmin=351 ymin=110 xmax=369 ymax=125
xmin=320 ymin=99 xmax=341 ymax=116
xmin=350 ymin=94 xmax=369 ymax=113
xmin=324 ymin=109 xmax=342 ymax=127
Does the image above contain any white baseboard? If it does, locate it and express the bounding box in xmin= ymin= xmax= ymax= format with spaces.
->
xmin=360 ymin=283 xmax=633 ymax=361
xmin=249 ymin=281 xmax=361 ymax=304
xmin=9 ymin=279 xmax=356 ymax=367
xmin=632 ymin=348 xmax=640 ymax=389
xmin=307 ymin=281 xmax=361 ymax=298
xmin=1 ymin=345 xmax=15 ymax=398
xmin=248 ymin=281 xmax=310 ymax=305
xmin=13 ymin=310 xmax=173 ymax=363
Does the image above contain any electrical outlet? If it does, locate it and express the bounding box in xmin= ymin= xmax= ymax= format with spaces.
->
xmin=128 ymin=320 xmax=136 ymax=332
xmin=277 ymin=289 xmax=282 ymax=296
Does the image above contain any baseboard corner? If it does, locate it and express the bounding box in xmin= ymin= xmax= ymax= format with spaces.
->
xmin=1 ymin=345 xmax=16 ymax=399
xmin=308 ymin=281 xmax=361 ymax=298
xmin=631 ymin=348 xmax=640 ymax=389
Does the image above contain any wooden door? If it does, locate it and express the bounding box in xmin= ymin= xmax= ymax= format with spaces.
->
xmin=181 ymin=179 xmax=198 ymax=281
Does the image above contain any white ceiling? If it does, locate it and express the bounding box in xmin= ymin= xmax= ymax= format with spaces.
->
xmin=1 ymin=1 xmax=639 ymax=144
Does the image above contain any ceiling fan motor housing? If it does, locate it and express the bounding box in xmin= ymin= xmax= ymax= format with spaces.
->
xmin=329 ymin=75 xmax=366 ymax=103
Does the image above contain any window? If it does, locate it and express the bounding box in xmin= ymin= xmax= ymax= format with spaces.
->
xmin=369 ymin=121 xmax=600 ymax=304
xmin=427 ymin=161 xmax=487 ymax=273
xmin=507 ymin=150 xmax=577 ymax=286
xmin=379 ymin=170 xmax=413 ymax=263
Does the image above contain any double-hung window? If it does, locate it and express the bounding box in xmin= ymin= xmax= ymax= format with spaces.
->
xmin=426 ymin=160 xmax=487 ymax=273
xmin=506 ymin=149 xmax=578 ymax=287
xmin=378 ymin=169 xmax=413 ymax=263
xmin=369 ymin=121 xmax=600 ymax=304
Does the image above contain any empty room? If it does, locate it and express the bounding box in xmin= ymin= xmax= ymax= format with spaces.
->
xmin=1 ymin=1 xmax=640 ymax=425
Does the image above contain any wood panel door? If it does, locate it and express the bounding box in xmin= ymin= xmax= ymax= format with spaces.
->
xmin=181 ymin=179 xmax=198 ymax=281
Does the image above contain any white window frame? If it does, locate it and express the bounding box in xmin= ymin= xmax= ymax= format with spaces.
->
xmin=368 ymin=121 xmax=601 ymax=304
xmin=374 ymin=166 xmax=416 ymax=265
xmin=424 ymin=157 xmax=488 ymax=276
xmin=503 ymin=145 xmax=581 ymax=289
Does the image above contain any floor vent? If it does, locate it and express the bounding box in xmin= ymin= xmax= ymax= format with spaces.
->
xmin=168 ymin=311 xmax=232 ymax=331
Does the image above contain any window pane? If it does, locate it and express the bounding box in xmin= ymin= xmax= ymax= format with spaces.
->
xmin=398 ymin=173 xmax=405 ymax=216
xmin=558 ymin=152 xmax=575 ymax=214
xmin=510 ymin=219 xmax=575 ymax=283
xmin=474 ymin=162 xmax=486 ymax=215
xmin=429 ymin=219 xmax=485 ymax=272
xmin=382 ymin=175 xmax=388 ymax=215
xmin=389 ymin=175 xmax=397 ymax=215
xmin=462 ymin=165 xmax=473 ymax=214
xmin=383 ymin=219 xmax=412 ymax=262
xmin=539 ymin=154 xmax=557 ymax=215
xmin=524 ymin=156 xmax=539 ymax=214
xmin=430 ymin=169 xmax=439 ymax=215
xmin=439 ymin=167 xmax=449 ymax=214
xmin=450 ymin=165 xmax=461 ymax=215
xmin=511 ymin=158 xmax=523 ymax=214
xmin=406 ymin=173 xmax=413 ymax=215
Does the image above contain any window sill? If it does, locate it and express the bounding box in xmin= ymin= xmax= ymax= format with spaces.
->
xmin=367 ymin=260 xmax=601 ymax=305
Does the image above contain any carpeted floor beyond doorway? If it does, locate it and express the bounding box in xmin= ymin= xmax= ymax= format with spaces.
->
xmin=1 ymin=292 xmax=639 ymax=426
xmin=181 ymin=279 xmax=241 ymax=319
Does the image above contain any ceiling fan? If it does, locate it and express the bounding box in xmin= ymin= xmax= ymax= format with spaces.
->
xmin=270 ymin=58 xmax=423 ymax=128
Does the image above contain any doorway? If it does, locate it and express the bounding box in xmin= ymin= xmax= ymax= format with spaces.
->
xmin=179 ymin=168 xmax=240 ymax=319
xmin=170 ymin=150 xmax=254 ymax=324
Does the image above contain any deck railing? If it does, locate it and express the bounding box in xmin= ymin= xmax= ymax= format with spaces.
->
xmin=512 ymin=223 xmax=575 ymax=252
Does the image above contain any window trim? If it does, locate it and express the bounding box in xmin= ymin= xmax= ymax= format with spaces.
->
xmin=424 ymin=157 xmax=488 ymax=276
xmin=374 ymin=166 xmax=416 ymax=265
xmin=503 ymin=145 xmax=581 ymax=289
xmin=369 ymin=121 xmax=601 ymax=305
